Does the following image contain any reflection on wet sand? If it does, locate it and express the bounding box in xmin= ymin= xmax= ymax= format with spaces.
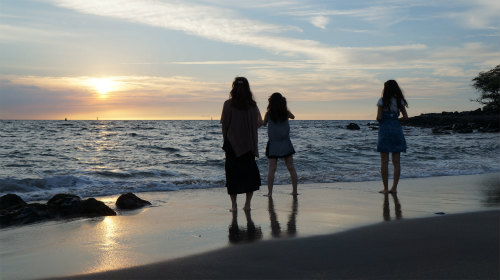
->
xmin=268 ymin=196 xmax=299 ymax=238
xmin=383 ymin=193 xmax=402 ymax=221
xmin=228 ymin=210 xmax=263 ymax=244
xmin=87 ymin=216 xmax=132 ymax=273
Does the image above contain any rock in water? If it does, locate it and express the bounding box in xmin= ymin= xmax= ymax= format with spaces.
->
xmin=81 ymin=198 xmax=116 ymax=217
xmin=0 ymin=194 xmax=27 ymax=210
xmin=116 ymin=193 xmax=152 ymax=210
xmin=346 ymin=123 xmax=361 ymax=130
xmin=1 ymin=193 xmax=115 ymax=228
xmin=1 ymin=203 xmax=54 ymax=227
xmin=47 ymin=194 xmax=83 ymax=217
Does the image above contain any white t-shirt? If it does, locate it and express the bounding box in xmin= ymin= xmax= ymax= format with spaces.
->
xmin=377 ymin=97 xmax=405 ymax=113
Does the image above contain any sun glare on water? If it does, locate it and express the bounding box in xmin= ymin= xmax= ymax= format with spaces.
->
xmin=90 ymin=78 xmax=117 ymax=97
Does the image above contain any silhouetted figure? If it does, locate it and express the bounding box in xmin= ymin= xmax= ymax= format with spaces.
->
xmin=263 ymin=92 xmax=298 ymax=196
xmin=376 ymin=80 xmax=409 ymax=194
xmin=221 ymin=77 xmax=263 ymax=211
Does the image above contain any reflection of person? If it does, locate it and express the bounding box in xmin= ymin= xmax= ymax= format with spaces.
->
xmin=268 ymin=197 xmax=281 ymax=237
xmin=221 ymin=77 xmax=263 ymax=211
xmin=228 ymin=210 xmax=262 ymax=244
xmin=286 ymin=195 xmax=298 ymax=236
xmin=382 ymin=193 xmax=403 ymax=221
xmin=263 ymin=92 xmax=298 ymax=196
xmin=376 ymin=80 xmax=409 ymax=194
xmin=267 ymin=196 xmax=299 ymax=238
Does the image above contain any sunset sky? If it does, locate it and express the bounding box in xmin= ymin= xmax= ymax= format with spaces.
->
xmin=1 ymin=0 xmax=499 ymax=120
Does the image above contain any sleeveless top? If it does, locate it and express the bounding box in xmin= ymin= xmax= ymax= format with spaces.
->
xmin=266 ymin=119 xmax=295 ymax=158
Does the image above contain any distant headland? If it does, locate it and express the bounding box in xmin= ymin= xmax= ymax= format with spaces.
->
xmin=403 ymin=108 xmax=499 ymax=134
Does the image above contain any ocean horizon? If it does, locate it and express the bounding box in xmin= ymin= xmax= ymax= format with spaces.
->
xmin=1 ymin=120 xmax=498 ymax=202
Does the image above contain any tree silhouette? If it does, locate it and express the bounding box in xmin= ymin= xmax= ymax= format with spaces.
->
xmin=472 ymin=65 xmax=499 ymax=111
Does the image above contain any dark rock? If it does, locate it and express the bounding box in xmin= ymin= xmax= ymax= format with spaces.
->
xmin=81 ymin=198 xmax=116 ymax=217
xmin=1 ymin=203 xmax=55 ymax=227
xmin=116 ymin=193 xmax=152 ymax=210
xmin=1 ymin=194 xmax=116 ymax=228
xmin=47 ymin=194 xmax=83 ymax=217
xmin=478 ymin=122 xmax=500 ymax=133
xmin=0 ymin=194 xmax=27 ymax=210
xmin=452 ymin=123 xmax=473 ymax=133
xmin=346 ymin=123 xmax=360 ymax=130
xmin=432 ymin=128 xmax=451 ymax=135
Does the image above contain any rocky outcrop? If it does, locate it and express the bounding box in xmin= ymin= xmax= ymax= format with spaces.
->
xmin=0 ymin=203 xmax=53 ymax=227
xmin=0 ymin=194 xmax=27 ymax=210
xmin=47 ymin=194 xmax=83 ymax=217
xmin=346 ymin=123 xmax=361 ymax=130
xmin=403 ymin=109 xmax=499 ymax=134
xmin=82 ymin=198 xmax=117 ymax=217
xmin=0 ymin=193 xmax=116 ymax=228
xmin=116 ymin=193 xmax=151 ymax=210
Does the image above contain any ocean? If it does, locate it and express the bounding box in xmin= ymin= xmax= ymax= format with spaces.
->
xmin=0 ymin=120 xmax=498 ymax=202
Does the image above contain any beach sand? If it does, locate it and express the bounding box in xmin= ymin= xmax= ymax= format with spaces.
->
xmin=1 ymin=173 xmax=498 ymax=280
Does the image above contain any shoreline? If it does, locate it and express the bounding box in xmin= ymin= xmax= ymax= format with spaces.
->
xmin=1 ymin=173 xmax=498 ymax=280
xmin=48 ymin=210 xmax=500 ymax=280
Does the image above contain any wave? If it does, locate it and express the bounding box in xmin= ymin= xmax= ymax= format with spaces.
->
xmin=94 ymin=169 xmax=178 ymax=178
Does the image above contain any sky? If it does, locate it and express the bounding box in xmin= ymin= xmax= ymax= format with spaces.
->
xmin=0 ymin=0 xmax=499 ymax=120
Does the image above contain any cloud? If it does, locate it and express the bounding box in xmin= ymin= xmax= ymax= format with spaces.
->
xmin=0 ymin=23 xmax=80 ymax=42
xmin=444 ymin=0 xmax=500 ymax=30
xmin=0 ymin=75 xmax=230 ymax=119
xmin=309 ymin=15 xmax=329 ymax=29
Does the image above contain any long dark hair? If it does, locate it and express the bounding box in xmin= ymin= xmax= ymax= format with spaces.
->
xmin=230 ymin=77 xmax=256 ymax=110
xmin=382 ymin=80 xmax=408 ymax=111
xmin=267 ymin=92 xmax=288 ymax=122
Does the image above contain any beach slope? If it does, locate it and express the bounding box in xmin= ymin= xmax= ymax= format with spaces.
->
xmin=50 ymin=210 xmax=499 ymax=280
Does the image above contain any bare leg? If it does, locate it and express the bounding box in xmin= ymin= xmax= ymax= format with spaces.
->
xmin=266 ymin=158 xmax=278 ymax=196
xmin=243 ymin=192 xmax=253 ymax=211
xmin=390 ymin=152 xmax=401 ymax=193
xmin=230 ymin=194 xmax=237 ymax=212
xmin=379 ymin=152 xmax=389 ymax=193
xmin=284 ymin=155 xmax=298 ymax=195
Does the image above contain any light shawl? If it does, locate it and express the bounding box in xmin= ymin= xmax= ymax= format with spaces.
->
xmin=221 ymin=99 xmax=262 ymax=157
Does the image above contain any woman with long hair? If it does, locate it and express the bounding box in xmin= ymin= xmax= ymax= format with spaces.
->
xmin=221 ymin=77 xmax=263 ymax=211
xmin=263 ymin=92 xmax=298 ymax=196
xmin=376 ymin=80 xmax=408 ymax=194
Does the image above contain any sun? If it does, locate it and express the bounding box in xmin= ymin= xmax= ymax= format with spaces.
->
xmin=90 ymin=78 xmax=117 ymax=97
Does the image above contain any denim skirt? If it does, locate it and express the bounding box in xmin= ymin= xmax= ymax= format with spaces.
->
xmin=377 ymin=112 xmax=407 ymax=153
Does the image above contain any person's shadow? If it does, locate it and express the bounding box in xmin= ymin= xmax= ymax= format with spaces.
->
xmin=268 ymin=196 xmax=299 ymax=238
xmin=383 ymin=193 xmax=403 ymax=221
xmin=228 ymin=210 xmax=262 ymax=244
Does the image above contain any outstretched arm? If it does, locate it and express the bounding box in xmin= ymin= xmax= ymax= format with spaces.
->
xmin=256 ymin=107 xmax=264 ymax=128
xmin=288 ymin=111 xmax=295 ymax=119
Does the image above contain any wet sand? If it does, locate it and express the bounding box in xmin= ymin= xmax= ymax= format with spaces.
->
xmin=0 ymin=173 xmax=498 ymax=280
xmin=48 ymin=210 xmax=500 ymax=280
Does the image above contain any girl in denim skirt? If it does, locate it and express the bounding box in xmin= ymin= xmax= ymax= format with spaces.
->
xmin=376 ymin=80 xmax=409 ymax=194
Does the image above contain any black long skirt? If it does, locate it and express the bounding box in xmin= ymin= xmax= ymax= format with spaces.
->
xmin=224 ymin=140 xmax=261 ymax=195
